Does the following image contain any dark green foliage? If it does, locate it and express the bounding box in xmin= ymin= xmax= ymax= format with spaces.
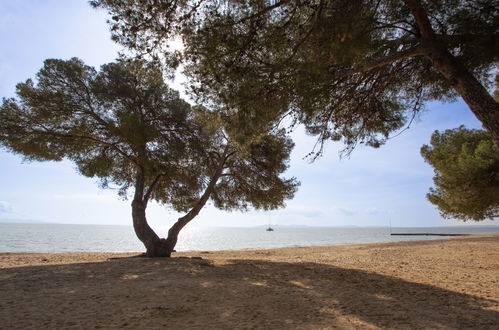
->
xmin=421 ymin=127 xmax=499 ymax=221
xmin=92 ymin=0 xmax=499 ymax=154
xmin=1 ymin=58 xmax=200 ymax=202
xmin=0 ymin=57 xmax=298 ymax=215
xmin=212 ymin=131 xmax=296 ymax=211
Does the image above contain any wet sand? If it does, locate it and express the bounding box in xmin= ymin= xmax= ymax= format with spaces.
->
xmin=0 ymin=235 xmax=498 ymax=329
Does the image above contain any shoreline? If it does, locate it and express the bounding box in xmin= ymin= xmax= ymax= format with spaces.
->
xmin=2 ymin=223 xmax=498 ymax=256
xmin=1 ymin=235 xmax=498 ymax=329
xmin=1 ymin=232 xmax=496 ymax=257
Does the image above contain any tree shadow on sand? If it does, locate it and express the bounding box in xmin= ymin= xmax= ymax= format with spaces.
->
xmin=0 ymin=257 xmax=497 ymax=329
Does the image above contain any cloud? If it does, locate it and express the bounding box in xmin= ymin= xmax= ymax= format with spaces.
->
xmin=366 ymin=208 xmax=384 ymax=216
xmin=279 ymin=208 xmax=324 ymax=218
xmin=336 ymin=208 xmax=357 ymax=217
xmin=294 ymin=210 xmax=323 ymax=218
xmin=0 ymin=201 xmax=14 ymax=214
xmin=51 ymin=193 xmax=118 ymax=202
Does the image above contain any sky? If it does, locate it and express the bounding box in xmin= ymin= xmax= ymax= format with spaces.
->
xmin=0 ymin=0 xmax=496 ymax=230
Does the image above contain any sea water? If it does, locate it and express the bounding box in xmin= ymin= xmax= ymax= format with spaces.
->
xmin=0 ymin=223 xmax=498 ymax=253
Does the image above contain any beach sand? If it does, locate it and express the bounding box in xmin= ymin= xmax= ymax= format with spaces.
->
xmin=0 ymin=235 xmax=498 ymax=329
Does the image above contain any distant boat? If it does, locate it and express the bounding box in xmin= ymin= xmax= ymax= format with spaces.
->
xmin=266 ymin=215 xmax=274 ymax=231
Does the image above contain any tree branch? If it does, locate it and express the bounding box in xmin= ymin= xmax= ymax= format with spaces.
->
xmin=213 ymin=0 xmax=291 ymax=27
xmin=30 ymin=127 xmax=138 ymax=166
xmin=402 ymin=0 xmax=436 ymax=38
xmin=143 ymin=174 xmax=163 ymax=205
xmin=327 ymin=45 xmax=425 ymax=78
xmin=172 ymin=144 xmax=231 ymax=230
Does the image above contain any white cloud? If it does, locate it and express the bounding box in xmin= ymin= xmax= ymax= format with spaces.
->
xmin=336 ymin=208 xmax=357 ymax=217
xmin=0 ymin=201 xmax=13 ymax=214
xmin=366 ymin=208 xmax=385 ymax=216
xmin=280 ymin=208 xmax=324 ymax=218
xmin=51 ymin=193 xmax=118 ymax=201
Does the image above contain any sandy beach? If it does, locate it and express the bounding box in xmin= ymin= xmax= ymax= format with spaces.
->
xmin=0 ymin=235 xmax=498 ymax=329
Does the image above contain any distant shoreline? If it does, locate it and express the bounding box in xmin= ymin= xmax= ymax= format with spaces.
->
xmin=1 ymin=223 xmax=499 ymax=254
xmin=390 ymin=233 xmax=471 ymax=236
xmin=1 ymin=233 xmax=497 ymax=256
xmin=1 ymin=221 xmax=499 ymax=228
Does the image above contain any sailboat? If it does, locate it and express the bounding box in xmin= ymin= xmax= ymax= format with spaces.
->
xmin=266 ymin=216 xmax=274 ymax=231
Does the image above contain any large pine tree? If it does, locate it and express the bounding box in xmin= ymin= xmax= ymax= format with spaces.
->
xmin=0 ymin=58 xmax=298 ymax=256
xmin=92 ymin=0 xmax=499 ymax=153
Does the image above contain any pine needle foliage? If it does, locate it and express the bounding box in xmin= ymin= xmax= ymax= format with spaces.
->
xmin=421 ymin=126 xmax=499 ymax=221
xmin=91 ymin=0 xmax=499 ymax=154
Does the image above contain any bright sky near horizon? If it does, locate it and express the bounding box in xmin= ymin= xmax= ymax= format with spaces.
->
xmin=0 ymin=0 xmax=496 ymax=230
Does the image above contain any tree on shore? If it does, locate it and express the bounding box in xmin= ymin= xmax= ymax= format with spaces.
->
xmin=0 ymin=58 xmax=298 ymax=257
xmin=92 ymin=0 xmax=499 ymax=153
xmin=421 ymin=126 xmax=499 ymax=221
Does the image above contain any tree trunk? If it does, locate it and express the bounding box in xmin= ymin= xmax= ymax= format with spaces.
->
xmin=404 ymin=0 xmax=499 ymax=145
xmin=131 ymin=199 xmax=171 ymax=257
xmin=163 ymin=218 xmax=189 ymax=255
xmin=131 ymin=166 xmax=172 ymax=257
xmin=130 ymin=147 xmax=230 ymax=257
xmin=421 ymin=40 xmax=499 ymax=145
xmin=163 ymin=148 xmax=230 ymax=254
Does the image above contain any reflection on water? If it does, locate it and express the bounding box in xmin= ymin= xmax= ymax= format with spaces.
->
xmin=0 ymin=223 xmax=498 ymax=253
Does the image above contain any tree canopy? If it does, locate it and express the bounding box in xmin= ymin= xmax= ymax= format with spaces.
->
xmin=1 ymin=58 xmax=200 ymax=200
xmin=421 ymin=126 xmax=499 ymax=221
xmin=0 ymin=58 xmax=298 ymax=256
xmin=92 ymin=0 xmax=499 ymax=154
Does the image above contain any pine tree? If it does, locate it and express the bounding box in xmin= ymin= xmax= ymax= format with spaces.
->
xmin=92 ymin=0 xmax=499 ymax=153
xmin=0 ymin=58 xmax=298 ymax=256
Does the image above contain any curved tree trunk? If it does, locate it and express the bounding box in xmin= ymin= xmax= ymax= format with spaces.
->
xmin=131 ymin=199 xmax=171 ymax=257
xmin=163 ymin=148 xmax=230 ymax=255
xmin=421 ymin=41 xmax=499 ymax=145
xmin=404 ymin=0 xmax=499 ymax=145
xmin=131 ymin=147 xmax=230 ymax=257
xmin=131 ymin=166 xmax=171 ymax=257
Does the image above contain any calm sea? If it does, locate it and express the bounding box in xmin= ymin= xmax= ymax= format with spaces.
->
xmin=0 ymin=223 xmax=498 ymax=253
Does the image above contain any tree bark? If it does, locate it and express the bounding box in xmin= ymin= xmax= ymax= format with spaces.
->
xmin=404 ymin=0 xmax=499 ymax=145
xmin=130 ymin=148 xmax=230 ymax=257
xmin=162 ymin=149 xmax=230 ymax=254
xmin=131 ymin=168 xmax=171 ymax=257
xmin=131 ymin=198 xmax=171 ymax=257
xmin=421 ymin=40 xmax=499 ymax=145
